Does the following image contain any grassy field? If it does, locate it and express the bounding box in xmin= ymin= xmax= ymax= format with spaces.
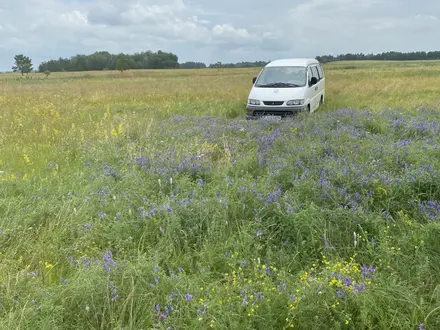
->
xmin=1 ymin=60 xmax=440 ymax=329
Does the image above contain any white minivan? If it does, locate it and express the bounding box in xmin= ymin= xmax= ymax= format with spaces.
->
xmin=246 ymin=58 xmax=325 ymax=120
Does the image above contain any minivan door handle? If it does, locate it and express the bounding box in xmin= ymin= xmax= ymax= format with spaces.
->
xmin=314 ymin=86 xmax=318 ymax=91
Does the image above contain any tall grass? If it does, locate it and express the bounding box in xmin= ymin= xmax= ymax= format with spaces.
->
xmin=1 ymin=62 xmax=440 ymax=329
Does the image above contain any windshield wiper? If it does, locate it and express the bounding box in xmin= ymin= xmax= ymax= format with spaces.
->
xmin=257 ymin=82 xmax=300 ymax=88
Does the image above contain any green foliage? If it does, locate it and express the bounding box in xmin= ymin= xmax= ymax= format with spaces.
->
xmin=12 ymin=54 xmax=33 ymax=75
xmin=317 ymin=50 xmax=440 ymax=63
xmin=116 ymin=55 xmax=130 ymax=72
xmin=180 ymin=62 xmax=207 ymax=69
xmin=38 ymin=50 xmax=179 ymax=73
xmin=208 ymin=61 xmax=270 ymax=69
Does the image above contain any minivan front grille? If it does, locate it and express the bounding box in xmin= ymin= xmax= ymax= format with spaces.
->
xmin=263 ymin=101 xmax=284 ymax=106
xmin=253 ymin=110 xmax=295 ymax=117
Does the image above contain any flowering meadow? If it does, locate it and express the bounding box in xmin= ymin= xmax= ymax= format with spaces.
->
xmin=1 ymin=62 xmax=440 ymax=329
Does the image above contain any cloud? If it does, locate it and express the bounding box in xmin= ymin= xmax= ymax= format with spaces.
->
xmin=283 ymin=0 xmax=440 ymax=54
xmin=368 ymin=14 xmax=440 ymax=32
xmin=0 ymin=0 xmax=440 ymax=70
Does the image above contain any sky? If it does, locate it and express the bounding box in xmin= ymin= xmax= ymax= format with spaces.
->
xmin=1 ymin=0 xmax=440 ymax=71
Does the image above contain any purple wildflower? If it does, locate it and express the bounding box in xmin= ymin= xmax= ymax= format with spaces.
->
xmin=83 ymin=224 xmax=92 ymax=230
xmin=361 ymin=265 xmax=368 ymax=277
xmin=337 ymin=288 xmax=343 ymax=298
xmin=241 ymin=295 xmax=247 ymax=307
xmin=102 ymin=251 xmax=117 ymax=272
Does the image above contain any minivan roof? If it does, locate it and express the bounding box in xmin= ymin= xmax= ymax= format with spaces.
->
xmin=265 ymin=58 xmax=320 ymax=67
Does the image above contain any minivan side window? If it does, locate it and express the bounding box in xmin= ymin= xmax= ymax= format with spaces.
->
xmin=311 ymin=66 xmax=320 ymax=80
xmin=317 ymin=65 xmax=324 ymax=79
xmin=307 ymin=67 xmax=313 ymax=82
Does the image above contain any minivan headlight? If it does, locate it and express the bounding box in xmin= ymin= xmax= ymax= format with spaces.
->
xmin=248 ymin=99 xmax=260 ymax=105
xmin=286 ymin=99 xmax=305 ymax=106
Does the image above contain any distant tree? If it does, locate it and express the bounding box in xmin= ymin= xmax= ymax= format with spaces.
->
xmin=209 ymin=61 xmax=223 ymax=71
xmin=116 ymin=55 xmax=130 ymax=72
xmin=180 ymin=61 xmax=207 ymax=69
xmin=12 ymin=54 xmax=33 ymax=75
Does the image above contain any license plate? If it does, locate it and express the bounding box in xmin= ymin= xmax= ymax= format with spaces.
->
xmin=261 ymin=115 xmax=282 ymax=121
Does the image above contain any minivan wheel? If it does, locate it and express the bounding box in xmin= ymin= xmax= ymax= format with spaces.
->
xmin=320 ymin=96 xmax=324 ymax=106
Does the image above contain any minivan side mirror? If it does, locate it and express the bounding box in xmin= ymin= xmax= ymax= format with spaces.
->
xmin=252 ymin=77 xmax=257 ymax=84
xmin=310 ymin=77 xmax=318 ymax=86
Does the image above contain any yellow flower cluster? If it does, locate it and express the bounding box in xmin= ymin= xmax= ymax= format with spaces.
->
xmin=220 ymin=253 xmax=284 ymax=325
xmin=288 ymin=254 xmax=375 ymax=327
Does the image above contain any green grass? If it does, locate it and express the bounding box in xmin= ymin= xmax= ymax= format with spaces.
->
xmin=1 ymin=61 xmax=440 ymax=329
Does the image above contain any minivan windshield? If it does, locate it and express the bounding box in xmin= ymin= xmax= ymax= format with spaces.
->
xmin=254 ymin=66 xmax=306 ymax=88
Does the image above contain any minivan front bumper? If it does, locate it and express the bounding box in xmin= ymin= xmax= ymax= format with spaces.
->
xmin=246 ymin=105 xmax=307 ymax=120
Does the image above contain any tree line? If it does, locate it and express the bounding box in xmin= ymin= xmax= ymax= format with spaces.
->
xmin=37 ymin=50 xmax=180 ymax=72
xmin=316 ymin=51 xmax=440 ymax=63
xmin=10 ymin=50 xmax=440 ymax=75
xmin=36 ymin=51 xmax=270 ymax=72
